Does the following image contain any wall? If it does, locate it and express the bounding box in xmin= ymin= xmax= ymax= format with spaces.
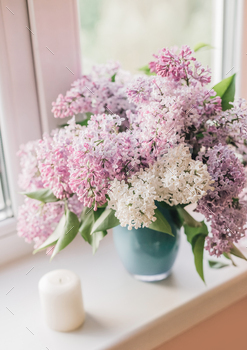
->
xmin=155 ymin=296 xmax=247 ymax=350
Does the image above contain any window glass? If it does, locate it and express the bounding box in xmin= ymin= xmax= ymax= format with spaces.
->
xmin=79 ymin=0 xmax=213 ymax=75
xmin=0 ymin=129 xmax=12 ymax=221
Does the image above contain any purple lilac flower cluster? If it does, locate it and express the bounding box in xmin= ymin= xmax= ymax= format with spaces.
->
xmin=51 ymin=62 xmax=135 ymax=126
xmin=17 ymin=47 xmax=247 ymax=258
xmin=196 ymin=145 xmax=246 ymax=256
xmin=68 ymin=113 xmax=163 ymax=209
xmin=140 ymin=46 xmax=247 ymax=256
xmin=201 ymin=99 xmax=247 ymax=149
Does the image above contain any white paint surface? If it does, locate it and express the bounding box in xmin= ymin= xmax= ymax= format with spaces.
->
xmin=1 ymin=233 xmax=247 ymax=350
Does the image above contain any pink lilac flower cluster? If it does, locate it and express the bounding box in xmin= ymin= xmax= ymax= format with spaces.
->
xmin=127 ymin=76 xmax=221 ymax=152
xmin=68 ymin=113 xmax=160 ymax=209
xmin=149 ymin=45 xmax=211 ymax=86
xmin=17 ymin=133 xmax=84 ymax=249
xmin=36 ymin=117 xmax=82 ymax=199
xmin=17 ymin=195 xmax=83 ymax=250
xmin=17 ymin=62 xmax=136 ymax=249
xmin=17 ymin=140 xmax=43 ymax=191
xmin=51 ymin=62 xmax=135 ymax=126
xmin=17 ymin=198 xmax=64 ymax=249
xmin=126 ymin=50 xmax=221 ymax=158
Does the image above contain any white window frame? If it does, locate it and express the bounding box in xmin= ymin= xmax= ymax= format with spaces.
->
xmin=0 ymin=0 xmax=81 ymax=264
xmin=240 ymin=0 xmax=247 ymax=100
xmin=213 ymin=0 xmax=244 ymax=93
xmin=0 ymin=0 xmax=42 ymax=231
xmin=0 ymin=0 xmax=245 ymax=265
xmin=221 ymin=0 xmax=244 ymax=97
xmin=27 ymin=0 xmax=82 ymax=132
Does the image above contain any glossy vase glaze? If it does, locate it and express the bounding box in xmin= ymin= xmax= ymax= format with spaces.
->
xmin=113 ymin=205 xmax=181 ymax=282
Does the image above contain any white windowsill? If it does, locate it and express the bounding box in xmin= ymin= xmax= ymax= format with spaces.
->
xmin=0 ymin=217 xmax=17 ymax=237
xmin=1 ymin=232 xmax=247 ymax=350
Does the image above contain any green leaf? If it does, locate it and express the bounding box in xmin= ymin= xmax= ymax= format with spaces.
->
xmin=138 ymin=65 xmax=155 ymax=76
xmin=230 ymin=244 xmax=247 ymax=260
xmin=85 ymin=112 xmax=93 ymax=118
xmin=91 ymin=231 xmax=108 ymax=254
xmin=79 ymin=207 xmax=108 ymax=253
xmin=76 ymin=119 xmax=90 ymax=127
xmin=93 ymin=208 xmax=105 ymax=221
xmin=170 ymin=209 xmax=184 ymax=229
xmin=208 ymin=260 xmax=229 ymax=269
xmin=77 ymin=112 xmax=93 ymax=127
xmin=147 ymin=208 xmax=173 ymax=236
xmin=223 ymin=252 xmax=237 ymax=267
xmin=223 ymin=252 xmax=231 ymax=260
xmin=60 ymin=112 xmax=93 ymax=128
xmin=111 ymin=73 xmax=116 ymax=82
xmin=51 ymin=210 xmax=80 ymax=259
xmin=196 ymin=132 xmax=204 ymax=140
xmin=177 ymin=206 xmax=202 ymax=228
xmin=97 ymin=202 xmax=108 ymax=208
xmin=192 ymin=234 xmax=206 ymax=282
xmin=157 ymin=201 xmax=176 ymax=210
xmin=221 ymin=243 xmax=246 ymax=267
xmin=22 ymin=188 xmax=58 ymax=203
xmin=91 ymin=209 xmax=120 ymax=234
xmin=80 ymin=209 xmax=95 ymax=240
xmin=80 ymin=207 xmax=105 ymax=236
xmin=194 ymin=42 xmax=213 ymax=52
xmin=184 ymin=221 xmax=208 ymax=244
xmin=184 ymin=222 xmax=208 ymax=282
xmin=213 ymin=73 xmax=236 ymax=111
xmin=33 ymin=214 xmax=66 ymax=254
xmin=79 ymin=207 xmax=95 ymax=240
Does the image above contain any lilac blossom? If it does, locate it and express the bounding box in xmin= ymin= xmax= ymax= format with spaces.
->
xmin=17 ymin=194 xmax=83 ymax=249
xmin=197 ymin=144 xmax=245 ymax=210
xmin=126 ymin=74 xmax=221 ymax=153
xmin=205 ymin=200 xmax=247 ymax=257
xmin=17 ymin=45 xmax=247 ymax=259
xmin=36 ymin=118 xmax=82 ymax=199
xmin=17 ymin=140 xmax=43 ymax=191
xmin=51 ymin=62 xmax=135 ymax=126
xmin=68 ymin=113 xmax=159 ymax=209
xmin=201 ymin=98 xmax=247 ymax=150
xmin=196 ymin=145 xmax=246 ymax=256
xmin=149 ymin=46 xmax=211 ymax=86
xmin=17 ymin=198 xmax=64 ymax=249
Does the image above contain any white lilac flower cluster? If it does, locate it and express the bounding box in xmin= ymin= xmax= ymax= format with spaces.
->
xmin=108 ymin=144 xmax=214 ymax=230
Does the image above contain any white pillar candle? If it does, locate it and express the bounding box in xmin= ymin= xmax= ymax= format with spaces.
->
xmin=39 ymin=269 xmax=85 ymax=332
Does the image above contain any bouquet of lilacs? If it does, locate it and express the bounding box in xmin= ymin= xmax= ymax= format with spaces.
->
xmin=17 ymin=47 xmax=247 ymax=281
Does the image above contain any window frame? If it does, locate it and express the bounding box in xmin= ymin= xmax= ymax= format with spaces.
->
xmin=0 ymin=0 xmax=42 ymax=236
xmin=0 ymin=0 xmax=82 ymax=264
xmin=221 ymin=0 xmax=244 ymax=97
xmin=27 ymin=0 xmax=82 ymax=132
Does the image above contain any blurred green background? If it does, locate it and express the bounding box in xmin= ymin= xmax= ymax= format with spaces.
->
xmin=78 ymin=0 xmax=213 ymax=74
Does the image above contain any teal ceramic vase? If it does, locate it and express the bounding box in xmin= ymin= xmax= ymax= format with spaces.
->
xmin=113 ymin=204 xmax=181 ymax=282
